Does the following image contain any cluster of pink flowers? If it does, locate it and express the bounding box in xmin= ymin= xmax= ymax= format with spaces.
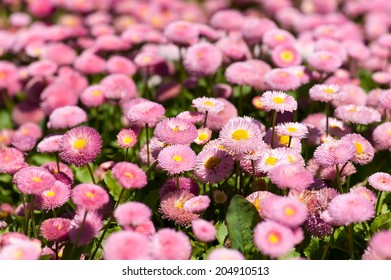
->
xmin=1 ymin=0 xmax=391 ymax=261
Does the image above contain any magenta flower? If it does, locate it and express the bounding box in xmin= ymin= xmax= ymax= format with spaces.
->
xmin=0 ymin=240 xmax=41 ymax=260
xmin=126 ymin=100 xmax=166 ymax=128
xmin=184 ymin=42 xmax=223 ymax=77
xmin=164 ymin=20 xmax=199 ymax=46
xmin=114 ymin=202 xmax=152 ymax=227
xmin=368 ymin=172 xmax=391 ymax=192
xmin=47 ymin=106 xmax=87 ymax=129
xmin=309 ymin=84 xmax=345 ymax=103
xmin=58 ymin=126 xmax=102 ymax=167
xmin=362 ymin=231 xmax=391 ymax=260
xmin=104 ymin=231 xmax=151 ymax=260
xmin=37 ymin=134 xmax=63 ymax=153
xmin=264 ymin=69 xmax=301 ymax=91
xmin=192 ymin=97 xmax=224 ymax=114
xmin=111 ymin=162 xmax=147 ymax=189
xmin=308 ymin=51 xmax=342 ymax=72
xmin=269 ymin=164 xmax=314 ymax=191
xmin=160 ymin=177 xmax=199 ymax=197
xmin=35 ymin=180 xmax=71 ymax=211
xmin=271 ymin=44 xmax=302 ymax=68
xmin=72 ymin=183 xmax=109 ymax=211
xmin=68 ymin=210 xmax=102 ymax=247
xmin=192 ymin=219 xmax=216 ymax=242
xmin=157 ymin=145 xmax=196 ymax=175
xmin=313 ymin=139 xmax=355 ymax=167
xmin=151 ymin=228 xmax=191 ymax=260
xmin=80 ymin=85 xmax=107 ymax=108
xmin=341 ymin=134 xmax=374 ymax=166
xmin=117 ymin=128 xmax=137 ymax=148
xmin=154 ymin=117 xmax=198 ymax=145
xmin=183 ymin=195 xmax=210 ymax=213
xmin=207 ymin=248 xmax=245 ymax=260
xmin=40 ymin=218 xmax=71 ymax=241
xmin=13 ymin=166 xmax=56 ymax=195
xmin=261 ymin=91 xmax=297 ymax=113
xmin=334 ymin=105 xmax=381 ymax=125
xmin=0 ymin=147 xmax=26 ymax=175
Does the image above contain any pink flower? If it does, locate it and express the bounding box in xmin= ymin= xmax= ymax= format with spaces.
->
xmin=246 ymin=191 xmax=276 ymax=218
xmin=74 ymin=51 xmax=106 ymax=74
xmin=350 ymin=186 xmax=377 ymax=205
xmin=101 ymin=74 xmax=137 ymax=101
xmin=219 ymin=116 xmax=263 ymax=155
xmin=309 ymin=84 xmax=345 ymax=103
xmin=164 ymin=20 xmax=199 ymax=46
xmin=269 ymin=164 xmax=314 ymax=191
xmin=207 ymin=248 xmax=245 ymax=260
xmin=80 ymin=85 xmax=107 ymax=108
xmin=106 ymin=55 xmax=137 ymax=75
xmin=194 ymin=128 xmax=212 ymax=145
xmin=334 ymin=105 xmax=381 ymax=125
xmin=262 ymin=196 xmax=308 ymax=227
xmin=114 ymin=202 xmax=152 ymax=227
xmin=47 ymin=106 xmax=87 ymax=129
xmin=0 ymin=240 xmax=41 ymax=260
xmin=117 ymin=129 xmax=137 ymax=149
xmin=264 ymin=69 xmax=301 ymax=91
xmin=35 ymin=180 xmax=71 ymax=211
xmin=206 ymin=99 xmax=238 ymax=131
xmin=0 ymin=147 xmax=26 ymax=175
xmin=263 ymin=29 xmax=296 ymax=49
xmin=362 ymin=231 xmax=391 ymax=260
xmin=192 ymin=97 xmax=224 ymax=114
xmin=183 ymin=195 xmax=210 ymax=213
xmin=40 ymin=82 xmax=78 ymax=115
xmin=192 ymin=219 xmax=216 ymax=242
xmin=184 ymin=42 xmax=223 ymax=77
xmin=40 ymin=218 xmax=71 ymax=241
xmin=159 ymin=190 xmax=199 ymax=226
xmin=210 ymin=9 xmax=244 ymax=32
xmin=151 ymin=228 xmax=191 ymax=260
xmin=194 ymin=146 xmax=234 ymax=184
xmin=341 ymin=134 xmax=374 ymax=166
xmin=72 ymin=183 xmax=109 ymax=211
xmin=104 ymin=231 xmax=151 ymax=260
xmin=157 ymin=145 xmax=196 ymax=175
xmin=271 ymin=44 xmax=302 ymax=68
xmin=11 ymin=133 xmax=36 ymax=152
xmin=134 ymin=50 xmax=165 ymax=68
xmin=260 ymin=91 xmax=298 ymax=113
xmin=242 ymin=17 xmax=277 ymax=45
xmin=126 ymin=100 xmax=165 ymax=128
xmin=322 ymin=193 xmax=375 ymax=226
xmin=37 ymin=134 xmax=63 ymax=153
xmin=253 ymin=220 xmax=303 ymax=258
xmin=368 ymin=172 xmax=391 ymax=192
xmin=160 ymin=177 xmax=199 ymax=197
xmin=58 ymin=126 xmax=102 ymax=167
xmin=372 ymin=122 xmax=391 ymax=151
xmin=313 ymin=139 xmax=355 ymax=167
xmin=41 ymin=43 xmax=76 ymax=65
xmin=308 ymin=51 xmax=342 ymax=72
xmin=13 ymin=166 xmax=56 ymax=195
xmin=111 ymin=162 xmax=147 ymax=189
xmin=154 ymin=117 xmax=198 ymax=145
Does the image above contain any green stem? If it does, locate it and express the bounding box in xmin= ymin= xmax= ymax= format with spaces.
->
xmin=321 ymin=229 xmax=335 ymax=260
xmin=86 ymin=164 xmax=96 ymax=184
xmin=348 ymin=224 xmax=354 ymax=260
xmin=124 ymin=148 xmax=129 ymax=162
xmin=271 ymin=110 xmax=277 ymax=148
xmin=375 ymin=191 xmax=383 ymax=215
xmin=21 ymin=194 xmax=29 ymax=235
xmin=203 ymin=111 xmax=208 ymax=128
xmin=29 ymin=195 xmax=37 ymax=238
xmin=56 ymin=154 xmax=61 ymax=173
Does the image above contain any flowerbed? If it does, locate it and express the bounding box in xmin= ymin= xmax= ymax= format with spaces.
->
xmin=1 ymin=0 xmax=391 ymax=260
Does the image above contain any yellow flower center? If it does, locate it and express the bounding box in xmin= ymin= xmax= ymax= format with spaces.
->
xmin=324 ymin=88 xmax=335 ymax=93
xmin=280 ymin=51 xmax=293 ymax=62
xmin=284 ymin=206 xmax=296 ymax=216
xmin=85 ymin=191 xmax=95 ymax=199
xmin=123 ymin=136 xmax=133 ymax=144
xmin=231 ymin=129 xmax=249 ymax=141
xmin=32 ymin=177 xmax=41 ymax=183
xmin=143 ymin=56 xmax=152 ymax=63
xmin=203 ymin=101 xmax=215 ymax=107
xmin=44 ymin=191 xmax=56 ymax=197
xmin=253 ymin=197 xmax=261 ymax=211
xmin=175 ymin=199 xmax=185 ymax=209
xmin=0 ymin=72 xmax=5 ymax=79
xmin=198 ymin=133 xmax=209 ymax=141
xmin=265 ymin=156 xmax=277 ymax=166
xmin=171 ymin=125 xmax=181 ymax=132
xmin=273 ymin=97 xmax=285 ymax=104
xmin=268 ymin=232 xmax=281 ymax=244
xmin=124 ymin=172 xmax=134 ymax=179
xmin=354 ymin=142 xmax=363 ymax=154
xmin=57 ymin=224 xmax=63 ymax=230
xmin=13 ymin=250 xmax=24 ymax=260
xmin=197 ymin=50 xmax=204 ymax=58
xmin=287 ymin=127 xmax=297 ymax=133
xmin=279 ymin=135 xmax=290 ymax=146
xmin=288 ymin=155 xmax=294 ymax=163
xmin=92 ymin=90 xmax=102 ymax=97
xmin=204 ymin=156 xmax=221 ymax=169
xmin=320 ymin=53 xmax=331 ymax=60
xmin=274 ymin=34 xmax=285 ymax=41
xmin=173 ymin=155 xmax=183 ymax=162
xmin=73 ymin=139 xmax=87 ymax=149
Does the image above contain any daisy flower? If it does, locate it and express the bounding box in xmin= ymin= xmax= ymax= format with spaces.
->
xmin=275 ymin=122 xmax=308 ymax=139
xmin=71 ymin=183 xmax=109 ymax=211
xmin=207 ymin=248 xmax=245 ymax=260
xmin=309 ymin=84 xmax=345 ymax=103
xmin=184 ymin=42 xmax=223 ymax=77
xmin=47 ymin=106 xmax=87 ymax=129
xmin=13 ymin=166 xmax=56 ymax=195
xmin=313 ymin=139 xmax=355 ymax=167
xmin=35 ymin=180 xmax=71 ymax=211
xmin=104 ymin=231 xmax=151 ymax=260
xmin=154 ymin=117 xmax=198 ymax=145
xmin=372 ymin=122 xmax=391 ymax=150
xmin=117 ymin=128 xmax=137 ymax=148
xmin=183 ymin=195 xmax=211 ymax=213
xmin=264 ymin=69 xmax=301 ymax=91
xmin=58 ymin=126 xmax=102 ymax=167
xmin=114 ymin=202 xmax=152 ymax=227
xmin=362 ymin=231 xmax=391 ymax=260
xmin=246 ymin=191 xmax=276 ymax=218
xmin=151 ymin=228 xmax=191 ymax=260
xmin=37 ymin=134 xmax=63 ymax=153
xmin=269 ymin=164 xmax=314 ymax=191
xmin=255 ymin=148 xmax=290 ymax=174
xmin=111 ymin=162 xmax=147 ymax=189
xmin=194 ymin=146 xmax=234 ymax=184
xmin=218 ymin=116 xmax=263 ymax=155
xmin=192 ymin=97 xmax=224 ymax=114
xmin=68 ymin=210 xmax=102 ymax=247
xmin=126 ymin=100 xmax=166 ymax=128
xmin=253 ymin=220 xmax=303 ymax=258
xmin=350 ymin=186 xmax=377 ymax=205
xmin=80 ymin=85 xmax=107 ymax=108
xmin=194 ymin=128 xmax=212 ymax=145
xmin=271 ymin=44 xmax=302 ymax=68
xmin=334 ymin=105 xmax=381 ymax=125
xmin=160 ymin=177 xmax=199 ymax=197
xmin=192 ymin=219 xmax=216 ymax=242
xmin=0 ymin=240 xmax=41 ymax=260
xmin=260 ymin=91 xmax=297 ymax=113
xmin=40 ymin=218 xmax=71 ymax=241
xmin=164 ymin=20 xmax=199 ymax=46
xmin=263 ymin=29 xmax=296 ymax=49
xmin=341 ymin=134 xmax=374 ymax=166
xmin=368 ymin=172 xmax=391 ymax=192
xmin=308 ymin=51 xmax=342 ymax=72
xmin=0 ymin=147 xmax=26 ymax=175
xmin=157 ymin=145 xmax=196 ymax=175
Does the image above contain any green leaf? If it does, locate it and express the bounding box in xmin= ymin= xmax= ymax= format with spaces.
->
xmin=74 ymin=166 xmax=93 ymax=184
xmin=142 ymin=189 xmax=160 ymax=211
xmin=0 ymin=110 xmax=12 ymax=129
xmin=304 ymin=238 xmax=322 ymax=260
xmin=279 ymin=248 xmax=301 ymax=260
xmin=104 ymin=171 xmax=130 ymax=203
xmin=225 ymin=195 xmax=261 ymax=253
xmin=215 ymin=221 xmax=228 ymax=245
xmin=371 ymin=213 xmax=391 ymax=233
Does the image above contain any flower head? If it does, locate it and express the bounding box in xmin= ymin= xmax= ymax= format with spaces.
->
xmin=126 ymin=100 xmax=165 ymax=128
xmin=157 ymin=145 xmax=196 ymax=175
xmin=184 ymin=42 xmax=223 ymax=77
xmin=114 ymin=202 xmax=152 ymax=227
xmin=117 ymin=129 xmax=137 ymax=149
xmin=309 ymin=84 xmax=345 ymax=103
xmin=192 ymin=97 xmax=224 ymax=114
xmin=362 ymin=231 xmax=391 ymax=260
xmin=313 ymin=139 xmax=355 ymax=167
xmin=154 ymin=117 xmax=198 ymax=145
xmin=104 ymin=231 xmax=151 ymax=260
xmin=207 ymin=248 xmax=245 ymax=260
xmin=260 ymin=91 xmax=297 ymax=113
xmin=334 ymin=105 xmax=381 ymax=125
xmin=183 ymin=195 xmax=210 ymax=213
xmin=111 ymin=162 xmax=147 ymax=189
xmin=68 ymin=210 xmax=102 ymax=247
xmin=37 ymin=134 xmax=63 ymax=153
xmin=192 ymin=219 xmax=216 ymax=242
xmin=368 ymin=172 xmax=391 ymax=192
xmin=40 ymin=218 xmax=71 ymax=241
xmin=308 ymin=51 xmax=342 ymax=72
xmin=151 ymin=228 xmax=191 ymax=260
xmin=47 ymin=106 xmax=87 ymax=129
xmin=72 ymin=183 xmax=109 ymax=211
xmin=58 ymin=126 xmax=102 ymax=167
xmin=269 ymin=164 xmax=314 ymax=191
xmin=13 ymin=166 xmax=56 ymax=195
xmin=264 ymin=69 xmax=301 ymax=91
xmin=341 ymin=134 xmax=374 ymax=166
xmin=35 ymin=180 xmax=71 ymax=211
xmin=0 ymin=147 xmax=26 ymax=175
